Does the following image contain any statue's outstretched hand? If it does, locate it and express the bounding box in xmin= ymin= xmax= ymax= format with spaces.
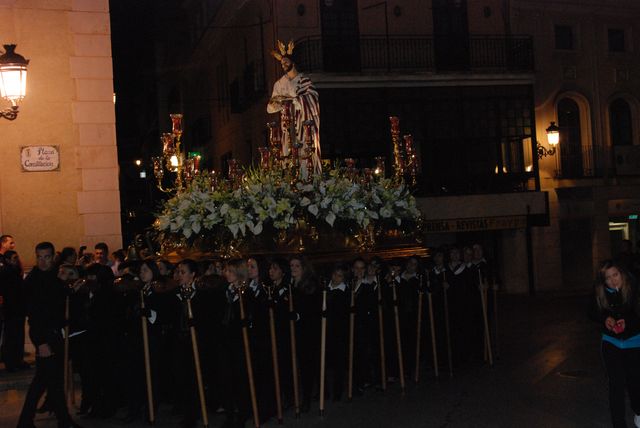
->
xmin=270 ymin=95 xmax=294 ymax=103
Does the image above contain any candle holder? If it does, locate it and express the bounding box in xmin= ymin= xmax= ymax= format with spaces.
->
xmin=344 ymin=158 xmax=357 ymax=180
xmin=362 ymin=168 xmax=373 ymax=186
xmin=403 ymin=134 xmax=418 ymax=186
xmin=374 ymin=156 xmax=386 ymax=179
xmin=153 ymin=113 xmax=196 ymax=193
xmin=209 ymin=170 xmax=219 ymax=192
xmin=162 ymin=133 xmax=175 ymax=157
xmin=281 ymin=100 xmax=294 ymax=155
xmin=389 ymin=116 xmax=405 ymax=183
xmin=267 ymin=121 xmax=283 ymax=166
xmin=302 ymin=120 xmax=316 ymax=180
xmin=171 ymin=113 xmax=183 ymax=137
xmin=228 ymin=159 xmax=243 ymax=189
xmin=258 ymin=147 xmax=271 ymax=170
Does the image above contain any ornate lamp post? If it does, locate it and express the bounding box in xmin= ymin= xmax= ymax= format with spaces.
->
xmin=0 ymin=44 xmax=29 ymax=121
xmin=537 ymin=121 xmax=560 ymax=159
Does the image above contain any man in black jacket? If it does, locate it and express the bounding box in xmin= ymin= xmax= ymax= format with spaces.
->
xmin=16 ymin=241 xmax=82 ymax=428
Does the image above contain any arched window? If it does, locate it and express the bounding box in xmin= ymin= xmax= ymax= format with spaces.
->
xmin=558 ymin=98 xmax=583 ymax=178
xmin=609 ymin=98 xmax=633 ymax=146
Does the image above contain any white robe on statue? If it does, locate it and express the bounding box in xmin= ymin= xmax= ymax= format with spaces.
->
xmin=267 ymin=73 xmax=321 ymax=174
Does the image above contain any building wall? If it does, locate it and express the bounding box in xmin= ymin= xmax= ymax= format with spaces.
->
xmin=513 ymin=0 xmax=640 ymax=289
xmin=0 ymin=0 xmax=121 ymax=265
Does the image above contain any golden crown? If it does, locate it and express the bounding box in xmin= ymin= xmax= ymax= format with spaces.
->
xmin=271 ymin=39 xmax=295 ymax=61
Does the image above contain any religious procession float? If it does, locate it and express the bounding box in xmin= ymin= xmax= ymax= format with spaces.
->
xmin=152 ymin=41 xmax=426 ymax=261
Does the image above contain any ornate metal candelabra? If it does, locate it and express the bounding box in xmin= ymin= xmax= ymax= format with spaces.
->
xmin=403 ymin=134 xmax=418 ymax=186
xmin=263 ymin=114 xmax=318 ymax=185
xmin=152 ymin=114 xmax=202 ymax=193
xmin=389 ymin=116 xmax=405 ymax=183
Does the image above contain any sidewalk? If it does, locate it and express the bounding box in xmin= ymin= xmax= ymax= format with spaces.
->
xmin=0 ymin=292 xmax=620 ymax=427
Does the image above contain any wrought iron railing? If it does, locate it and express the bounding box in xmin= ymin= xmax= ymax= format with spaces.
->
xmin=294 ymin=35 xmax=534 ymax=73
xmin=558 ymin=144 xmax=607 ymax=178
xmin=469 ymin=36 xmax=534 ymax=71
xmin=613 ymin=145 xmax=640 ymax=176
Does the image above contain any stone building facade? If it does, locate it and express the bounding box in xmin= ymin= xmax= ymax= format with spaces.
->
xmin=0 ymin=0 xmax=121 ymax=265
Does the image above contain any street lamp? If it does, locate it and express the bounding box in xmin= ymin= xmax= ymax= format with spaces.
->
xmin=546 ymin=121 xmax=560 ymax=146
xmin=0 ymin=44 xmax=29 ymax=121
xmin=537 ymin=121 xmax=560 ymax=159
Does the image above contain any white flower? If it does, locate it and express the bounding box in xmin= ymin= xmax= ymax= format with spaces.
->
xmin=155 ymin=164 xmax=422 ymax=242
xmin=326 ymin=211 xmax=336 ymax=226
xmin=380 ymin=207 xmax=392 ymax=218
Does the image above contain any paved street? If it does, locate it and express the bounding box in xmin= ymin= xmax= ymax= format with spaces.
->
xmin=0 ymin=292 xmax=623 ymax=428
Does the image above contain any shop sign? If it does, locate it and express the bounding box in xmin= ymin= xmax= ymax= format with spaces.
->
xmin=20 ymin=146 xmax=60 ymax=172
xmin=423 ymin=215 xmax=527 ymax=233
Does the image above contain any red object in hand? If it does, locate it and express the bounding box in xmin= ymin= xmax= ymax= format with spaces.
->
xmin=613 ymin=319 xmax=626 ymax=334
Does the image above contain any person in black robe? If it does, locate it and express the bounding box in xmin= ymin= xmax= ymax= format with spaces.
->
xmin=247 ymin=256 xmax=276 ymax=422
xmin=171 ymin=259 xmax=211 ymax=428
xmin=1 ymin=250 xmax=29 ymax=372
xmin=16 ymin=241 xmax=82 ymax=428
xmin=267 ymin=258 xmax=293 ymax=406
xmin=325 ymin=265 xmax=349 ymax=401
xmin=220 ymin=259 xmax=252 ymax=428
xmin=352 ymin=257 xmax=377 ymax=393
xmin=290 ymin=256 xmax=321 ymax=413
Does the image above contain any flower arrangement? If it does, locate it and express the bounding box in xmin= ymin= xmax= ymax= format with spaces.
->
xmin=155 ymin=164 xmax=422 ymax=254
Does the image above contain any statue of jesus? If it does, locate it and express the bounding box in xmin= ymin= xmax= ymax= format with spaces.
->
xmin=267 ymin=40 xmax=321 ymax=175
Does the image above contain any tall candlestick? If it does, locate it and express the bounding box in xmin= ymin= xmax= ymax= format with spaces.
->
xmin=389 ymin=116 xmax=404 ymax=182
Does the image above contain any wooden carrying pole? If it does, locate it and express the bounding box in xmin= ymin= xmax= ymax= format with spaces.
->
xmin=238 ymin=288 xmax=260 ymax=428
xmin=376 ymin=276 xmax=387 ymax=391
xmin=186 ymin=298 xmax=209 ymax=428
xmin=347 ymin=284 xmax=356 ymax=400
xmin=64 ymin=296 xmax=70 ymax=403
xmin=267 ymin=288 xmax=283 ymax=424
xmin=319 ymin=288 xmax=328 ymax=416
xmin=391 ymin=281 xmax=405 ymax=393
xmin=478 ymin=270 xmax=493 ymax=366
xmin=493 ymin=284 xmax=499 ymax=359
xmin=140 ymin=290 xmax=155 ymax=424
xmin=69 ymin=361 xmax=75 ymax=406
xmin=442 ymin=272 xmax=453 ymax=378
xmin=287 ymin=283 xmax=300 ymax=418
xmin=426 ymin=275 xmax=439 ymax=378
xmin=414 ymin=277 xmax=423 ymax=383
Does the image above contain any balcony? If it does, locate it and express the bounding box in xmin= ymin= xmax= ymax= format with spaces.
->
xmin=557 ymin=144 xmax=607 ymax=179
xmin=294 ymin=35 xmax=534 ymax=74
xmin=614 ymin=145 xmax=640 ymax=176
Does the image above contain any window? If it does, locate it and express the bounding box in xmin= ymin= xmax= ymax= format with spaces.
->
xmin=215 ymin=61 xmax=230 ymax=124
xmin=555 ymin=25 xmax=574 ymax=50
xmin=558 ymin=98 xmax=583 ymax=177
xmin=610 ymin=99 xmax=632 ymax=146
xmin=608 ymin=28 xmax=625 ymax=52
